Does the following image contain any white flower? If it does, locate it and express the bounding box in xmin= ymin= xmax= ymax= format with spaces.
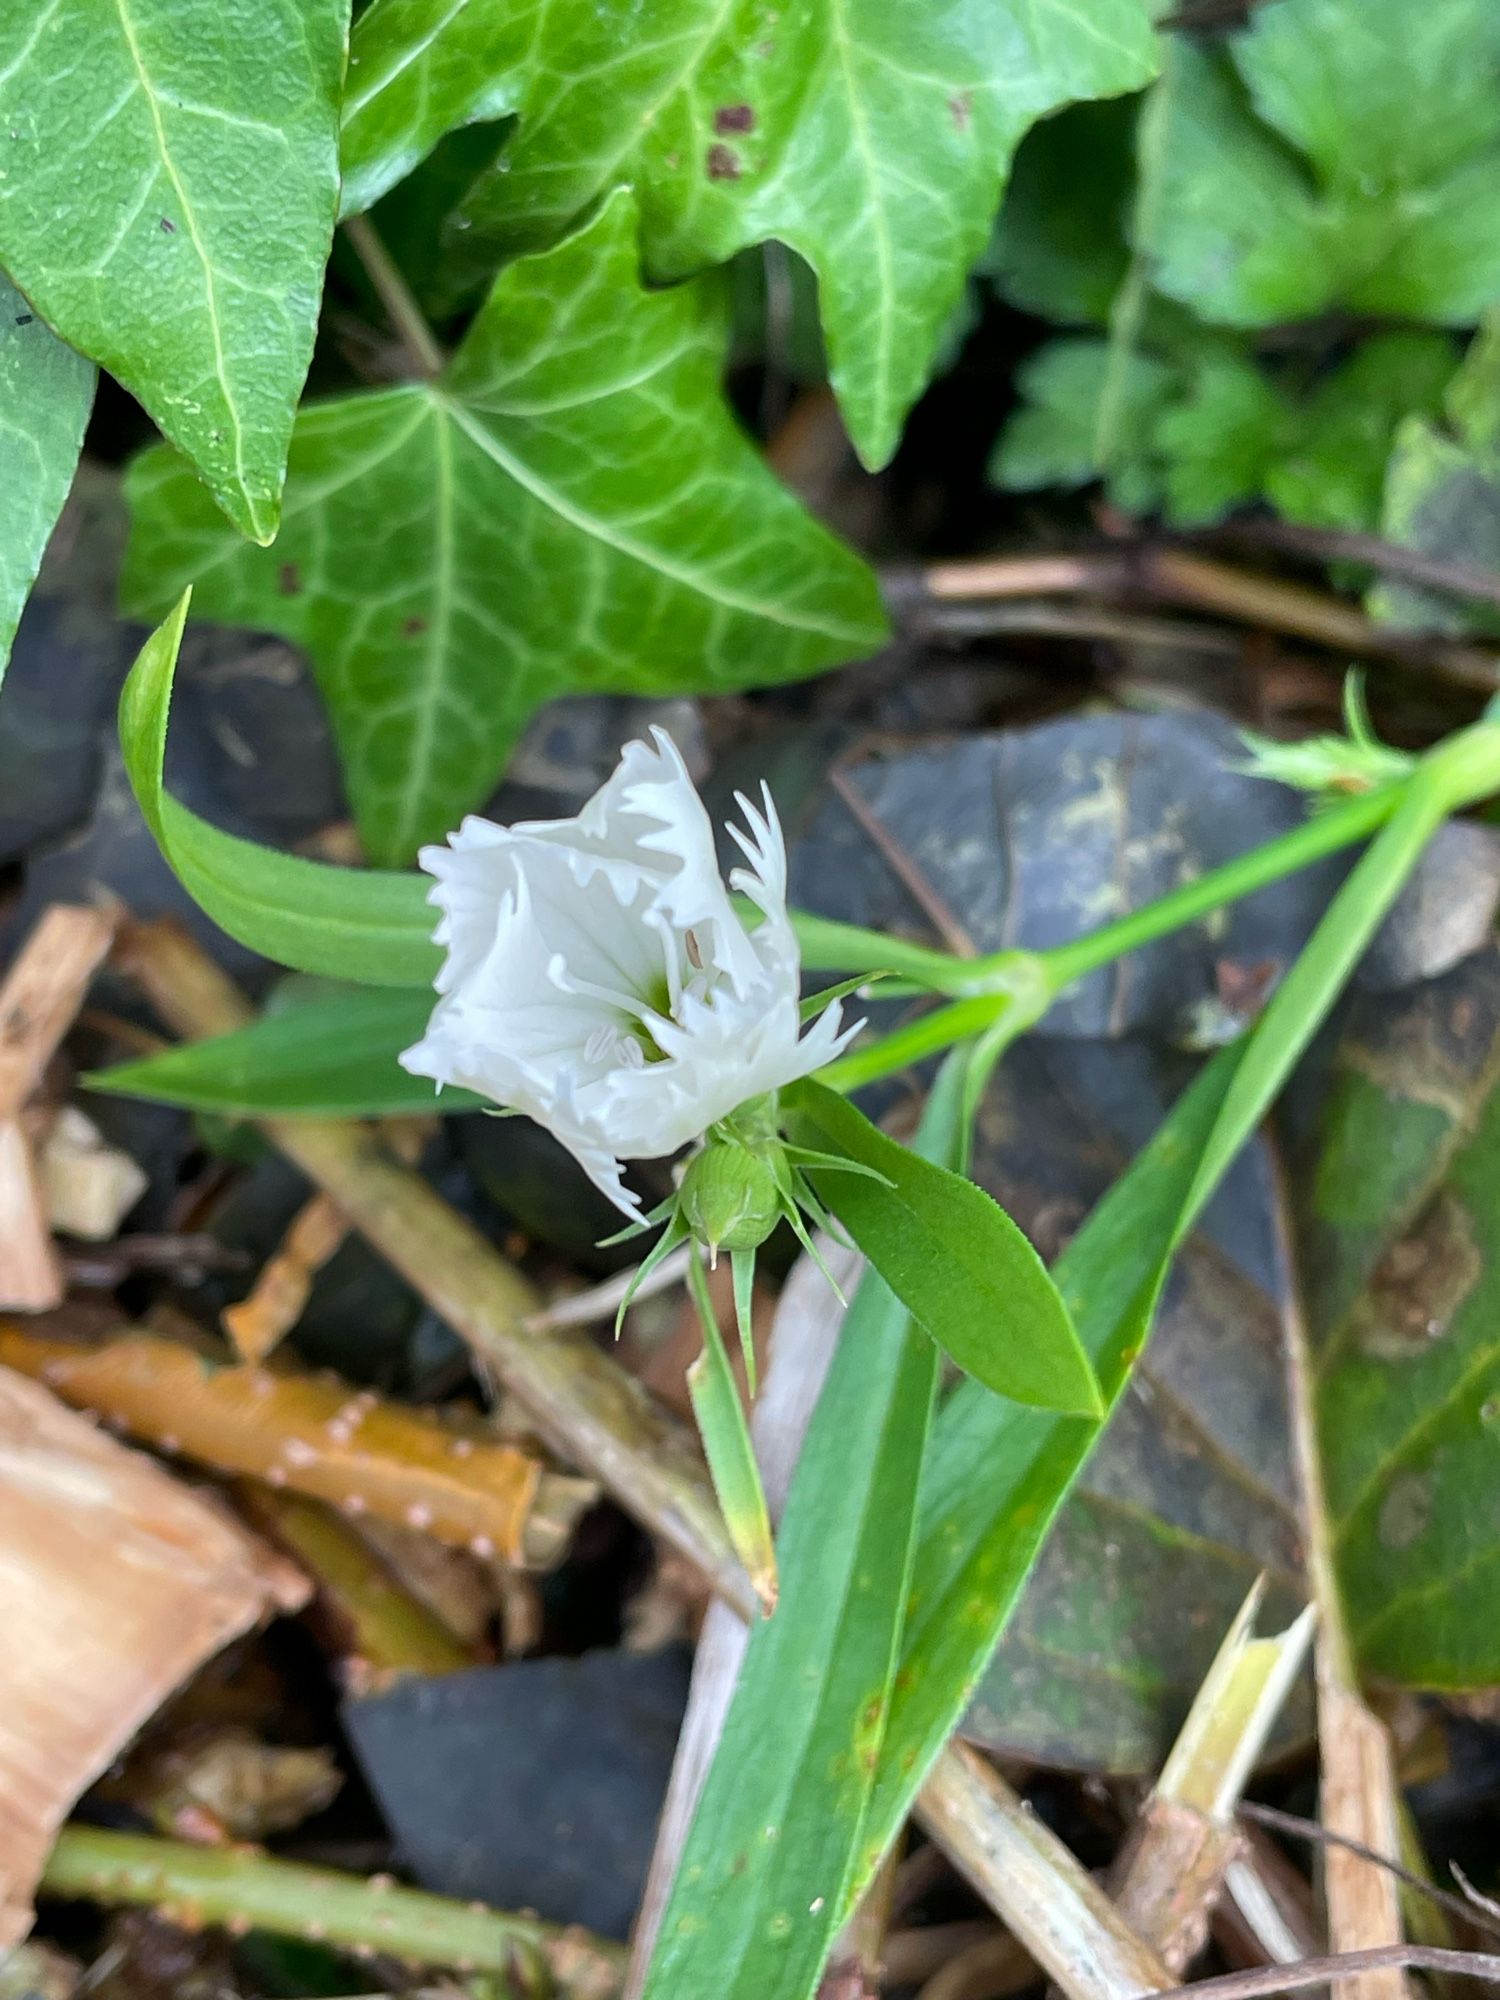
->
xmin=399 ymin=730 xmax=859 ymax=1216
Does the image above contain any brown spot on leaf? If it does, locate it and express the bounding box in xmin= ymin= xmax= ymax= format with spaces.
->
xmin=706 ymin=142 xmax=741 ymax=181
xmin=160 ymin=216 xmax=176 ymax=234
xmin=402 ymin=615 xmax=428 ymax=637
xmin=1378 ymin=1470 xmax=1432 ymax=1551
xmin=714 ymin=103 xmax=756 ymax=135
xmin=277 ymin=563 xmax=301 ymax=596
xmin=1350 ymin=1187 xmax=1481 ymax=1360
xmin=949 ymin=90 xmax=972 ymax=132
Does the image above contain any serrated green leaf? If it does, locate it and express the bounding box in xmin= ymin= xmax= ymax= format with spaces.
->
xmin=784 ymin=1078 xmax=1099 ymax=1416
xmin=1140 ymin=4 xmax=1500 ymax=330
xmin=443 ymin=0 xmax=1158 ymax=469
xmin=85 ymin=984 xmax=474 ymax=1118
xmin=340 ymin=0 xmax=516 ymax=219
xmin=642 ymin=1064 xmax=952 ymax=2000
xmin=988 ymin=337 xmax=1175 ymax=514
xmin=119 ymin=595 xmax=438 ymax=982
xmin=0 ymin=0 xmax=346 ymax=543
xmin=123 ymin=190 xmax=885 ymax=864
xmin=0 ymin=275 xmax=93 ymax=682
xmin=996 ymin=326 xmax=1455 ymax=535
xmin=1375 ymin=316 xmax=1500 ymax=637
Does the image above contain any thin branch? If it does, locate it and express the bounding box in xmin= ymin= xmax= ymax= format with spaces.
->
xmin=1238 ymin=1802 xmax=1500 ymax=1944
xmin=343 ymin=214 xmax=444 ymax=379
xmin=1153 ymin=1945 xmax=1500 ymax=2000
xmin=1205 ymin=520 xmax=1500 ymax=617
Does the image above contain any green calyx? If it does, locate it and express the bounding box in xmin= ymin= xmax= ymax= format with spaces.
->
xmin=680 ymin=1132 xmax=784 ymax=1256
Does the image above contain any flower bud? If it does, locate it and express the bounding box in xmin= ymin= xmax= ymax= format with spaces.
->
xmin=679 ymin=1136 xmax=783 ymax=1254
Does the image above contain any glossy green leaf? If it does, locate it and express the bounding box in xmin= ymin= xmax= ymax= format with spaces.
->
xmin=84 ymin=984 xmax=475 ymax=1118
xmin=340 ymin=0 xmax=516 ymax=219
xmin=837 ymin=750 xmax=1497 ymax=1929
xmin=0 ymin=0 xmax=346 ymax=544
xmin=1140 ymin=5 xmax=1500 ymax=331
xmin=0 ymin=275 xmax=93 ymax=682
xmin=785 ymin=1078 xmax=1099 ymax=1416
xmin=1298 ymin=957 xmax=1500 ymax=1687
xmin=124 ymin=190 xmax=885 ymax=863
xmin=642 ymin=1066 xmax=952 ymax=2000
xmin=118 ymin=596 xmax=438 ymax=983
xmin=444 ymin=0 xmax=1158 ymax=469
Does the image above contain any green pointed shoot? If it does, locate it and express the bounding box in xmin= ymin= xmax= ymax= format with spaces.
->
xmin=730 ymin=1249 xmax=758 ymax=1396
xmin=686 ymin=1247 xmax=777 ymax=1615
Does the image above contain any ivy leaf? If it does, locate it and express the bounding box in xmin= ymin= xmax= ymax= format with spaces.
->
xmin=442 ymin=0 xmax=1158 ymax=470
xmin=0 ymin=276 xmax=94 ymax=682
xmin=122 ymin=190 xmax=885 ymax=864
xmin=0 ymin=0 xmax=346 ymax=545
xmin=340 ymin=0 xmax=516 ymax=219
xmin=1141 ymin=4 xmax=1500 ymax=329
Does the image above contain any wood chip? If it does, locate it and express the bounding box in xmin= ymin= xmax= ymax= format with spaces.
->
xmin=0 ymin=1367 xmax=306 ymax=1948
xmin=0 ymin=907 xmax=118 ymax=1312
xmin=38 ymin=1107 xmax=149 ymax=1243
xmin=221 ymin=1192 xmax=348 ymax=1364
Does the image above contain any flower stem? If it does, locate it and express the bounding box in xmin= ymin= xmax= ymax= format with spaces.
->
xmin=818 ymin=725 xmax=1500 ymax=1095
xmin=40 ymin=1826 xmax=622 ymax=1995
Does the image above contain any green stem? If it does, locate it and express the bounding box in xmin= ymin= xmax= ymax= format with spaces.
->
xmin=41 ymin=1827 xmax=623 ymax=1995
xmin=1033 ymin=783 xmax=1396 ymax=994
xmin=816 ymin=727 xmax=1500 ymax=1095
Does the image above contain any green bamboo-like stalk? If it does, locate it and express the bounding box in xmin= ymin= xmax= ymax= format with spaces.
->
xmin=41 ymin=1827 xmax=622 ymax=1997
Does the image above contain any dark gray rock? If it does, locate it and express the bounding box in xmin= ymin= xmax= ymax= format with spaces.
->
xmin=345 ymin=1648 xmax=692 ymax=1940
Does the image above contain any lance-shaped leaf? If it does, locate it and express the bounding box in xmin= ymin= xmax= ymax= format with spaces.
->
xmin=443 ymin=0 xmax=1158 ymax=468
xmin=86 ymin=983 xmax=472 ymax=1119
xmin=0 ymin=0 xmax=345 ymax=544
xmin=0 ymin=276 xmax=94 ymax=682
xmin=123 ymin=190 xmax=885 ymax=864
xmin=118 ymin=596 xmax=439 ymax=985
xmin=784 ymin=1078 xmax=1099 ymax=1416
xmin=340 ymin=0 xmax=518 ymax=219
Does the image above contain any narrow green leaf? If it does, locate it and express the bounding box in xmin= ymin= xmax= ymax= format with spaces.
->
xmin=124 ymin=190 xmax=885 ymax=861
xmin=84 ymin=985 xmax=474 ymax=1119
xmin=0 ymin=275 xmax=93 ymax=682
xmin=784 ymin=1078 xmax=1099 ymax=1417
xmin=642 ymin=1065 xmax=955 ymax=2000
xmin=686 ymin=1249 xmax=777 ymax=1616
xmin=340 ymin=0 xmax=517 ymax=218
xmin=838 ymin=750 xmax=1498 ymax=1928
xmin=0 ymin=0 xmax=347 ymax=542
xmin=118 ymin=597 xmax=438 ymax=984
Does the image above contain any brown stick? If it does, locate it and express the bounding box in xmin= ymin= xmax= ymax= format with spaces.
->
xmin=914 ymin=1743 xmax=1175 ymax=2000
xmin=113 ymin=921 xmax=756 ymax=1620
xmin=908 ymin=547 xmax=1500 ymax=691
xmin=221 ymin=1192 xmax=348 ymax=1364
